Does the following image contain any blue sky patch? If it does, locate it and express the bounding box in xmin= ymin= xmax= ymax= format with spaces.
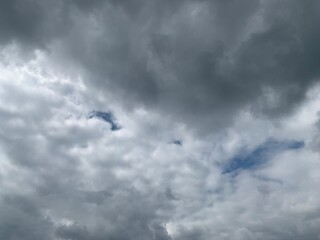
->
xmin=89 ymin=111 xmax=121 ymax=131
xmin=223 ymin=138 xmax=304 ymax=174
xmin=172 ymin=139 xmax=183 ymax=146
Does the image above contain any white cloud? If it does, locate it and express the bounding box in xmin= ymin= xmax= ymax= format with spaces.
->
xmin=1 ymin=1 xmax=320 ymax=239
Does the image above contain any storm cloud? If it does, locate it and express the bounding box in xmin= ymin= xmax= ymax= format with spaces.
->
xmin=1 ymin=0 xmax=320 ymax=239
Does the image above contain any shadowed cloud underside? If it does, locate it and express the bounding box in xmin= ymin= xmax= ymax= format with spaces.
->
xmin=1 ymin=0 xmax=320 ymax=239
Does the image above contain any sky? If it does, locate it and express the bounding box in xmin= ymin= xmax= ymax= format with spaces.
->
xmin=0 ymin=0 xmax=320 ymax=239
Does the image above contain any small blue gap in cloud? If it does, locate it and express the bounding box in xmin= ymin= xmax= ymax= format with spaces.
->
xmin=223 ymin=138 xmax=304 ymax=174
xmin=171 ymin=139 xmax=183 ymax=146
xmin=89 ymin=110 xmax=121 ymax=131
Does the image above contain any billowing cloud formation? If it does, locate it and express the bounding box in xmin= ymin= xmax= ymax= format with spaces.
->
xmin=1 ymin=0 xmax=320 ymax=130
xmin=1 ymin=0 xmax=320 ymax=239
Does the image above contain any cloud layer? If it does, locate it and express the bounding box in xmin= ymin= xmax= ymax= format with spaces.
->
xmin=1 ymin=0 xmax=320 ymax=239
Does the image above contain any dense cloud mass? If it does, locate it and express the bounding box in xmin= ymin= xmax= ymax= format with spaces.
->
xmin=1 ymin=0 xmax=320 ymax=239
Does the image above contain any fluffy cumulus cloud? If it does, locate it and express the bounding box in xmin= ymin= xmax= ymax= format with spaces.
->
xmin=1 ymin=0 xmax=320 ymax=239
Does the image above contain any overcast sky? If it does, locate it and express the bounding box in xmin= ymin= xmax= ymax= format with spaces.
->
xmin=1 ymin=0 xmax=320 ymax=239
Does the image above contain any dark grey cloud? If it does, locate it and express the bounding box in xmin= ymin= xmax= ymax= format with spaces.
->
xmin=0 ymin=0 xmax=69 ymax=49
xmin=55 ymin=224 xmax=89 ymax=240
xmin=55 ymin=222 xmax=172 ymax=240
xmin=1 ymin=1 xmax=320 ymax=240
xmin=1 ymin=0 xmax=320 ymax=133
xmin=0 ymin=194 xmax=55 ymax=240
xmin=66 ymin=0 xmax=320 ymax=129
